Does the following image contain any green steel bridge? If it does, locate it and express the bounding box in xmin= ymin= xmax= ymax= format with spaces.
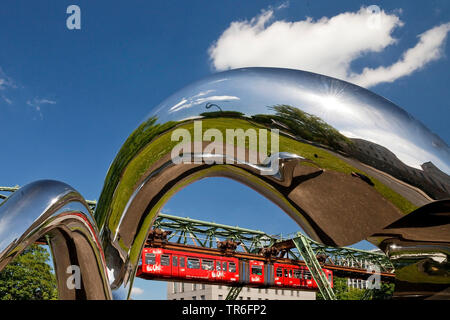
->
xmin=0 ymin=186 xmax=395 ymax=300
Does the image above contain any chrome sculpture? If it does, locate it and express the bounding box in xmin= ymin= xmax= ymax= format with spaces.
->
xmin=0 ymin=180 xmax=111 ymax=299
xmin=0 ymin=67 xmax=449 ymax=299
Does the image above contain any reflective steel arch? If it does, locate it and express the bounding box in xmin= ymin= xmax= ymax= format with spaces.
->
xmin=94 ymin=67 xmax=449 ymax=299
xmin=0 ymin=67 xmax=449 ymax=299
xmin=0 ymin=180 xmax=112 ymax=299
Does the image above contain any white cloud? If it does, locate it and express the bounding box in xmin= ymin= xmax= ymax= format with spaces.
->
xmin=209 ymin=6 xmax=450 ymax=88
xmin=131 ymin=287 xmax=144 ymax=296
xmin=348 ymin=22 xmax=450 ymax=87
xmin=27 ymin=97 xmax=57 ymax=119
xmin=27 ymin=98 xmax=57 ymax=110
xmin=169 ymin=89 xmax=240 ymax=113
xmin=0 ymin=69 xmax=15 ymax=91
xmin=1 ymin=95 xmax=12 ymax=105
xmin=34 ymin=98 xmax=56 ymax=105
xmin=0 ymin=68 xmax=16 ymax=104
xmin=0 ymin=69 xmax=58 ymax=112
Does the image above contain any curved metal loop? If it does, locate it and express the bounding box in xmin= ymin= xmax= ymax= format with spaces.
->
xmin=0 ymin=180 xmax=112 ymax=300
xmin=0 ymin=67 xmax=448 ymax=300
xmin=94 ymin=68 xmax=449 ymax=299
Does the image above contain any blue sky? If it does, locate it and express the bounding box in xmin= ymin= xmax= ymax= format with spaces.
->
xmin=0 ymin=1 xmax=449 ymax=299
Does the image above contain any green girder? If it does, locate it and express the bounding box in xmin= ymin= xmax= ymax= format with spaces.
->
xmin=1 ymin=186 xmax=395 ymax=300
xmin=226 ymin=286 xmax=244 ymax=300
xmin=292 ymin=234 xmax=336 ymax=300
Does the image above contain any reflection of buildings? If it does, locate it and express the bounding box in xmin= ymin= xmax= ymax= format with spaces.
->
xmin=347 ymin=279 xmax=370 ymax=290
xmin=255 ymin=105 xmax=449 ymax=200
xmin=167 ymin=282 xmax=316 ymax=300
xmin=348 ymin=139 xmax=450 ymax=199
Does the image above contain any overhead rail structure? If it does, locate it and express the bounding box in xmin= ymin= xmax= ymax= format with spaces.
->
xmin=1 ymin=186 xmax=395 ymax=300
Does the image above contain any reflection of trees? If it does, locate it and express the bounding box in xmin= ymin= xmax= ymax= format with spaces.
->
xmin=96 ymin=116 xmax=178 ymax=226
xmin=95 ymin=106 xmax=416 ymax=226
xmin=0 ymin=245 xmax=57 ymax=300
xmin=252 ymin=105 xmax=352 ymax=151
xmin=200 ymin=104 xmax=352 ymax=153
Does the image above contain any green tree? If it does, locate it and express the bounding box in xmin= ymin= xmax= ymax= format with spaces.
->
xmin=371 ymin=282 xmax=395 ymax=300
xmin=317 ymin=277 xmax=365 ymax=300
xmin=0 ymin=244 xmax=57 ymax=300
xmin=252 ymin=105 xmax=353 ymax=151
xmin=317 ymin=276 xmax=395 ymax=300
xmin=271 ymin=105 xmax=352 ymax=150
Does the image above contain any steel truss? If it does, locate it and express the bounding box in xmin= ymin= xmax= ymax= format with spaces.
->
xmin=153 ymin=213 xmax=273 ymax=253
xmin=151 ymin=213 xmax=394 ymax=300
xmin=292 ymin=235 xmax=336 ymax=300
xmin=1 ymin=186 xmax=395 ymax=300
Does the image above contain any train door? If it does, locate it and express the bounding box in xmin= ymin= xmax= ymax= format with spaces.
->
xmin=160 ymin=253 xmax=171 ymax=276
xmin=228 ymin=261 xmax=238 ymax=282
xmin=274 ymin=265 xmax=283 ymax=286
xmin=215 ymin=259 xmax=222 ymax=281
xmin=249 ymin=261 xmax=264 ymax=284
xmin=283 ymin=268 xmax=293 ymax=286
xmin=222 ymin=261 xmax=228 ymax=280
xmin=303 ymin=268 xmax=313 ymax=288
xmin=213 ymin=259 xmax=224 ymax=282
xmin=299 ymin=267 xmax=305 ymax=286
xmin=172 ymin=255 xmax=179 ymax=278
xmin=178 ymin=255 xmax=186 ymax=279
xmin=293 ymin=268 xmax=301 ymax=287
xmin=288 ymin=269 xmax=294 ymax=287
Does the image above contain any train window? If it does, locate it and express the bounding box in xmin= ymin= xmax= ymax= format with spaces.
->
xmin=161 ymin=255 xmax=171 ymax=266
xmin=294 ymin=270 xmax=301 ymax=279
xmin=251 ymin=266 xmax=263 ymax=275
xmin=304 ymin=271 xmax=311 ymax=280
xmin=202 ymin=259 xmax=214 ymax=270
xmin=284 ymin=269 xmax=288 ymax=277
xmin=222 ymin=262 xmax=227 ymax=272
xmin=276 ymin=267 xmax=282 ymax=277
xmin=187 ymin=258 xmax=200 ymax=269
xmin=289 ymin=270 xmax=293 ymax=278
xmin=327 ymin=273 xmax=332 ymax=283
xmin=180 ymin=257 xmax=185 ymax=268
xmin=229 ymin=262 xmax=236 ymax=273
xmin=216 ymin=261 xmax=221 ymax=271
xmin=145 ymin=253 xmax=155 ymax=265
xmin=173 ymin=256 xmax=178 ymax=267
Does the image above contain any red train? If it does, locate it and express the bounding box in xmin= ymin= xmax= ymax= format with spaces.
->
xmin=137 ymin=247 xmax=333 ymax=290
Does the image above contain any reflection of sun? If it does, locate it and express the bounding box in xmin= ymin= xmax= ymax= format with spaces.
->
xmin=309 ymin=92 xmax=356 ymax=117
xmin=320 ymin=95 xmax=341 ymax=110
xmin=317 ymin=79 xmax=355 ymax=113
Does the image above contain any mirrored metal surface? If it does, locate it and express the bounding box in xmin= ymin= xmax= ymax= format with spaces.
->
xmin=94 ymin=67 xmax=449 ymax=299
xmin=0 ymin=67 xmax=448 ymax=299
xmin=0 ymin=180 xmax=112 ymax=299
